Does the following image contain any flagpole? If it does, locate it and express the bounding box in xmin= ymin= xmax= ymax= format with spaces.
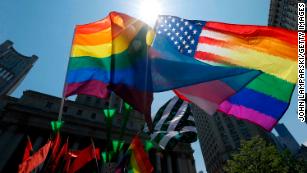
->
xmin=58 ymin=97 xmax=65 ymax=122
xmin=106 ymin=93 xmax=114 ymax=165
xmin=91 ymin=138 xmax=100 ymax=173
xmin=57 ymin=27 xmax=77 ymax=122
xmin=42 ymin=53 xmax=73 ymax=172
xmin=118 ymin=103 xmax=131 ymax=143
xmin=143 ymin=25 xmax=157 ymax=133
xmin=26 ymin=135 xmax=37 ymax=173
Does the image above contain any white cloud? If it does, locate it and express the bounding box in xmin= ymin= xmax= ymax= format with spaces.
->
xmin=303 ymin=141 xmax=307 ymax=147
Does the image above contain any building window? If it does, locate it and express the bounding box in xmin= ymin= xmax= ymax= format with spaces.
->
xmin=77 ymin=110 xmax=83 ymax=116
xmin=45 ymin=102 xmax=53 ymax=109
xmin=3 ymin=72 xmax=10 ymax=79
xmin=6 ymin=74 xmax=14 ymax=81
xmin=0 ymin=70 xmax=6 ymax=77
xmin=91 ymin=113 xmax=96 ymax=119
xmin=63 ymin=106 xmax=68 ymax=112
xmin=0 ymin=70 xmax=6 ymax=78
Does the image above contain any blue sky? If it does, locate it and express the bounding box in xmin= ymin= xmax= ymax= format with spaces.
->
xmin=1 ymin=0 xmax=306 ymax=172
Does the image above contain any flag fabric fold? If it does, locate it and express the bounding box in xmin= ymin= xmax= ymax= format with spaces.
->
xmin=50 ymin=140 xmax=68 ymax=173
xmin=65 ymin=12 xmax=259 ymax=130
xmin=129 ymin=136 xmax=153 ymax=173
xmin=174 ymin=70 xmax=260 ymax=115
xmin=154 ymin=15 xmax=298 ymax=131
xmin=194 ymin=21 xmax=297 ymax=130
xmin=63 ymin=151 xmax=78 ymax=173
xmin=64 ymin=11 xmax=297 ymax=131
xmin=144 ymin=96 xmax=197 ymax=149
xmin=64 ymin=11 xmax=153 ymax=128
xmin=115 ymin=136 xmax=153 ymax=173
xmin=22 ymin=136 xmax=33 ymax=162
xmin=68 ymin=145 xmax=100 ymax=173
xmin=149 ymin=19 xmax=257 ymax=92
xmin=18 ymin=140 xmax=52 ymax=173
xmin=50 ymin=132 xmax=61 ymax=161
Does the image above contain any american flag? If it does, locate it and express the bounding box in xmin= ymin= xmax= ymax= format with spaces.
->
xmin=155 ymin=16 xmax=205 ymax=57
xmin=156 ymin=15 xmax=298 ymax=132
xmin=155 ymin=15 xmax=239 ymax=66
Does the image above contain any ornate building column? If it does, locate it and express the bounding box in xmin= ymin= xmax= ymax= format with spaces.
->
xmin=166 ymin=153 xmax=173 ymax=173
xmin=187 ymin=156 xmax=196 ymax=173
xmin=155 ymin=152 xmax=162 ymax=173
xmin=176 ymin=152 xmax=183 ymax=173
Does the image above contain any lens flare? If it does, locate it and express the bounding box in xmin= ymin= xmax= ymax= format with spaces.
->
xmin=138 ymin=0 xmax=162 ymax=26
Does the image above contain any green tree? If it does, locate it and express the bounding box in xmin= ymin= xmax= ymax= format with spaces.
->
xmin=280 ymin=150 xmax=307 ymax=173
xmin=223 ymin=136 xmax=307 ymax=173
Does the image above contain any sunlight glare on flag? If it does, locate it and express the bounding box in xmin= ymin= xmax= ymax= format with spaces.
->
xmin=138 ymin=0 xmax=162 ymax=26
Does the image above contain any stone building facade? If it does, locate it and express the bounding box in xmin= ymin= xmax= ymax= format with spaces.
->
xmin=0 ymin=90 xmax=196 ymax=173
xmin=0 ymin=40 xmax=38 ymax=96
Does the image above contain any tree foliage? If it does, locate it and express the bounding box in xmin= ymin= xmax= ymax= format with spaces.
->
xmin=224 ymin=136 xmax=307 ymax=173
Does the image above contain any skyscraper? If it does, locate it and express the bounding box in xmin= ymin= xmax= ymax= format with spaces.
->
xmin=0 ymin=40 xmax=38 ymax=96
xmin=268 ymin=0 xmax=300 ymax=30
xmin=191 ymin=105 xmax=272 ymax=173
xmin=275 ymin=123 xmax=300 ymax=154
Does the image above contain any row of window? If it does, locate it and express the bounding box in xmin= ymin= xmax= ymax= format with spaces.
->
xmin=0 ymin=67 xmax=14 ymax=81
xmin=237 ymin=120 xmax=252 ymax=139
xmin=45 ymin=102 xmax=97 ymax=119
xmin=44 ymin=101 xmax=139 ymax=129
xmin=85 ymin=96 xmax=106 ymax=105
xmin=224 ymin=117 xmax=241 ymax=147
xmin=215 ymin=116 xmax=232 ymax=149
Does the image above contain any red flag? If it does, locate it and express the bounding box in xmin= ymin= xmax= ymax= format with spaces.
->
xmin=50 ymin=141 xmax=68 ymax=173
xmin=18 ymin=140 xmax=51 ymax=173
xmin=22 ymin=136 xmax=33 ymax=162
xmin=68 ymin=145 xmax=100 ymax=173
xmin=63 ymin=158 xmax=71 ymax=173
xmin=63 ymin=151 xmax=77 ymax=173
xmin=50 ymin=132 xmax=61 ymax=161
xmin=129 ymin=136 xmax=153 ymax=173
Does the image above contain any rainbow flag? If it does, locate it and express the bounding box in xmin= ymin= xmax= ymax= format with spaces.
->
xmin=129 ymin=136 xmax=153 ymax=173
xmin=203 ymin=22 xmax=296 ymax=131
xmin=64 ymin=12 xmax=153 ymax=122
xmin=65 ymin=12 xmax=297 ymax=131
xmin=65 ymin=12 xmax=253 ymax=129
xmin=115 ymin=136 xmax=153 ymax=173
xmin=164 ymin=16 xmax=297 ymax=131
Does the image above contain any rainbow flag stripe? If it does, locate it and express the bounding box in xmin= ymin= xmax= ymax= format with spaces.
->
xmin=64 ymin=12 xmax=153 ymax=117
xmin=66 ymin=12 xmax=144 ymax=97
xmin=65 ymin=12 xmax=254 ymax=125
xmin=65 ymin=12 xmax=297 ymax=131
xmin=164 ymin=15 xmax=297 ymax=131
xmin=129 ymin=136 xmax=153 ymax=173
xmin=115 ymin=136 xmax=153 ymax=173
xmin=194 ymin=22 xmax=297 ymax=131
